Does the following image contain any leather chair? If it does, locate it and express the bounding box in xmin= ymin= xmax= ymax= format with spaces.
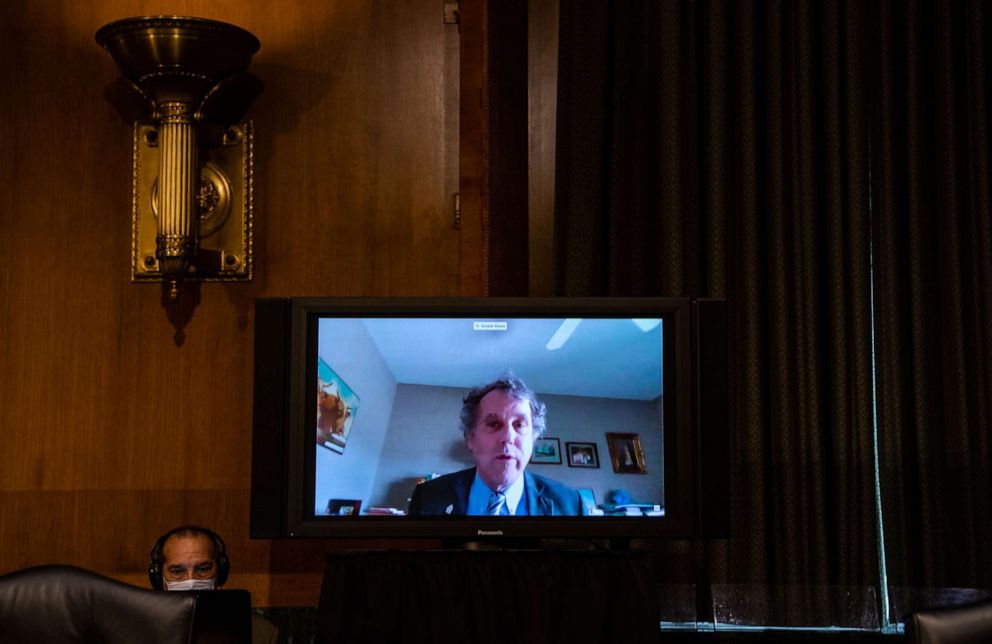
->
xmin=905 ymin=599 xmax=992 ymax=644
xmin=0 ymin=564 xmax=252 ymax=643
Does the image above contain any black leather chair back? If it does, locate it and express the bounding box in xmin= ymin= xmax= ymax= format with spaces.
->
xmin=0 ymin=564 xmax=251 ymax=644
xmin=905 ymin=599 xmax=992 ymax=644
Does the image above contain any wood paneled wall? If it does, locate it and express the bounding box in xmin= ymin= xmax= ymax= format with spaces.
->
xmin=0 ymin=0 xmax=478 ymax=606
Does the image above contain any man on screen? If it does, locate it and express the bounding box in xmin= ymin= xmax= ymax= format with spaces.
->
xmin=408 ymin=374 xmax=585 ymax=516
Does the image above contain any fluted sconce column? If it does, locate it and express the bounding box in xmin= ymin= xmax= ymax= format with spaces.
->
xmin=157 ymin=102 xmax=199 ymax=278
xmin=96 ymin=16 xmax=261 ymax=301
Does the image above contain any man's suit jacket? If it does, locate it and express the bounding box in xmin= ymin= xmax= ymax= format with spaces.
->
xmin=407 ymin=467 xmax=585 ymax=516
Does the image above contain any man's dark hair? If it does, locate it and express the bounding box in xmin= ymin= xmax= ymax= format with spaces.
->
xmin=460 ymin=373 xmax=547 ymax=439
xmin=148 ymin=524 xmax=229 ymax=589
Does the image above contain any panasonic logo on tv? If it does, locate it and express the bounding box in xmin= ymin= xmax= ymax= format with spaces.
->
xmin=477 ymin=529 xmax=504 ymax=536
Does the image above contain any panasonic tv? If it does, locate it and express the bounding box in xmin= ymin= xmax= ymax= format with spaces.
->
xmin=250 ymin=297 xmax=728 ymax=542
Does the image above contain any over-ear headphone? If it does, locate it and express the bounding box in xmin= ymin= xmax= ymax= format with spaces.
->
xmin=148 ymin=525 xmax=230 ymax=590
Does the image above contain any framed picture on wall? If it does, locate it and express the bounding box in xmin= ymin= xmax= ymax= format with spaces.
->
xmin=316 ymin=356 xmax=360 ymax=454
xmin=606 ymin=432 xmax=647 ymax=474
xmin=565 ymin=442 xmax=600 ymax=468
xmin=531 ymin=437 xmax=562 ymax=464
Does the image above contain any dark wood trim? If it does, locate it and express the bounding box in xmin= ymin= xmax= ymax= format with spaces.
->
xmin=484 ymin=0 xmax=529 ymax=296
xmin=527 ymin=0 xmax=559 ymax=297
xmin=458 ymin=0 xmax=488 ymax=296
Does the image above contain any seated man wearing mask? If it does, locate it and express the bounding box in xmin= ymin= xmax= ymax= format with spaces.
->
xmin=408 ymin=374 xmax=585 ymax=516
xmin=148 ymin=525 xmax=279 ymax=644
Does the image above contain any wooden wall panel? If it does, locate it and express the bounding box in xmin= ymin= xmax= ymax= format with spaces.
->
xmin=0 ymin=0 xmax=477 ymax=606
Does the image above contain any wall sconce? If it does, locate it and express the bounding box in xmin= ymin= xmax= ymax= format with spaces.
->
xmin=96 ymin=16 xmax=261 ymax=301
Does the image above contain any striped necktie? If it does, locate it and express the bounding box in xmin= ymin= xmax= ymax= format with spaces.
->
xmin=487 ymin=491 xmax=509 ymax=515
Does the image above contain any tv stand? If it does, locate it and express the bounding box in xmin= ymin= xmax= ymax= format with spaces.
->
xmin=316 ymin=548 xmax=660 ymax=643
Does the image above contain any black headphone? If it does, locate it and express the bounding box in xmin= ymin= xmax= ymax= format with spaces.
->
xmin=148 ymin=525 xmax=230 ymax=590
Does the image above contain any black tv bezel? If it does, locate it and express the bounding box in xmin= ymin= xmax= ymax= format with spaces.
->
xmin=254 ymin=296 xmax=701 ymax=540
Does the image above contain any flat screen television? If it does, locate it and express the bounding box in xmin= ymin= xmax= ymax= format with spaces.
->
xmin=250 ymin=297 xmax=728 ymax=541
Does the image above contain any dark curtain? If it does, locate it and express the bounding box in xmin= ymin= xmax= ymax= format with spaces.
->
xmin=872 ymin=0 xmax=992 ymax=588
xmin=555 ymin=0 xmax=879 ymax=587
xmin=555 ymin=0 xmax=992 ymax=592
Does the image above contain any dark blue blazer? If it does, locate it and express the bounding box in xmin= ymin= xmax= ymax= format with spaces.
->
xmin=407 ymin=467 xmax=586 ymax=516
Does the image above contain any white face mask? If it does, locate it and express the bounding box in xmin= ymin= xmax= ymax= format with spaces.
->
xmin=164 ymin=577 xmax=216 ymax=591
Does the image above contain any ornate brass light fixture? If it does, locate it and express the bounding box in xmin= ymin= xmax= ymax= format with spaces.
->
xmin=96 ymin=16 xmax=261 ymax=300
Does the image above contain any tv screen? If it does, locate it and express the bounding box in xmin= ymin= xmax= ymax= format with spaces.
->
xmin=251 ymin=297 xmax=726 ymax=540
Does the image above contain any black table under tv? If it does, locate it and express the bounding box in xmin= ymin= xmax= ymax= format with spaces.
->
xmin=315 ymin=548 xmax=661 ymax=644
